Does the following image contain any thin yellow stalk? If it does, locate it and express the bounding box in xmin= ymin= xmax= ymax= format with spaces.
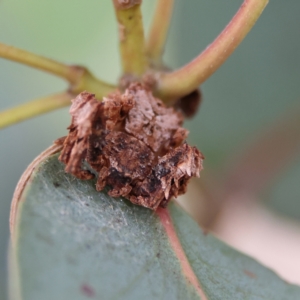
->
xmin=157 ymin=0 xmax=269 ymax=101
xmin=0 ymin=43 xmax=79 ymax=83
xmin=69 ymin=68 xmax=116 ymax=99
xmin=0 ymin=43 xmax=117 ymax=97
xmin=113 ymin=0 xmax=147 ymax=76
xmin=146 ymin=0 xmax=174 ymax=66
xmin=0 ymin=92 xmax=72 ymax=129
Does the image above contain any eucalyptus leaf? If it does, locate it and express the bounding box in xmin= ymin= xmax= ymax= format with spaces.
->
xmin=9 ymin=153 xmax=300 ymax=300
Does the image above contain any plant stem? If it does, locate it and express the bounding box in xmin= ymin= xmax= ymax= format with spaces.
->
xmin=68 ymin=67 xmax=116 ymax=99
xmin=0 ymin=43 xmax=79 ymax=83
xmin=0 ymin=43 xmax=116 ymax=98
xmin=156 ymin=0 xmax=269 ymax=101
xmin=146 ymin=0 xmax=174 ymax=66
xmin=0 ymin=92 xmax=72 ymax=129
xmin=112 ymin=0 xmax=147 ymax=77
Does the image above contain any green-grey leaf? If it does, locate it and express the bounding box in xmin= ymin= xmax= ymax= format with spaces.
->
xmin=9 ymin=154 xmax=300 ymax=300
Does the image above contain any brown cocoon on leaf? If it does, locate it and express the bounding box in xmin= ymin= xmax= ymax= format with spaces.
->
xmin=59 ymin=83 xmax=203 ymax=210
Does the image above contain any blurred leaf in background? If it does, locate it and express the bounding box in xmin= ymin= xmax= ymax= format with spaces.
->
xmin=174 ymin=0 xmax=300 ymax=218
xmin=175 ymin=0 xmax=300 ymax=285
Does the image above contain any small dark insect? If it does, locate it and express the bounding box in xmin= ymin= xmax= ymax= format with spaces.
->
xmin=58 ymin=83 xmax=203 ymax=210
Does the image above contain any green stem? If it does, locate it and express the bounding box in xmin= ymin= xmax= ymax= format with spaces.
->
xmin=113 ymin=0 xmax=147 ymax=76
xmin=146 ymin=0 xmax=174 ymax=66
xmin=0 ymin=92 xmax=72 ymax=129
xmin=68 ymin=67 xmax=116 ymax=99
xmin=0 ymin=43 xmax=117 ymax=98
xmin=156 ymin=0 xmax=269 ymax=101
xmin=0 ymin=43 xmax=79 ymax=83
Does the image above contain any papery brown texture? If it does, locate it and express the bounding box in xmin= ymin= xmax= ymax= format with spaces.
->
xmin=59 ymin=83 xmax=203 ymax=210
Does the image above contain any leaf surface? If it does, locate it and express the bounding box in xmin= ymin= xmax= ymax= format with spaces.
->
xmin=10 ymin=153 xmax=300 ymax=300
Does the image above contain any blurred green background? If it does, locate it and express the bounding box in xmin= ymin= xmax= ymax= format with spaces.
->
xmin=1 ymin=0 xmax=300 ymax=299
